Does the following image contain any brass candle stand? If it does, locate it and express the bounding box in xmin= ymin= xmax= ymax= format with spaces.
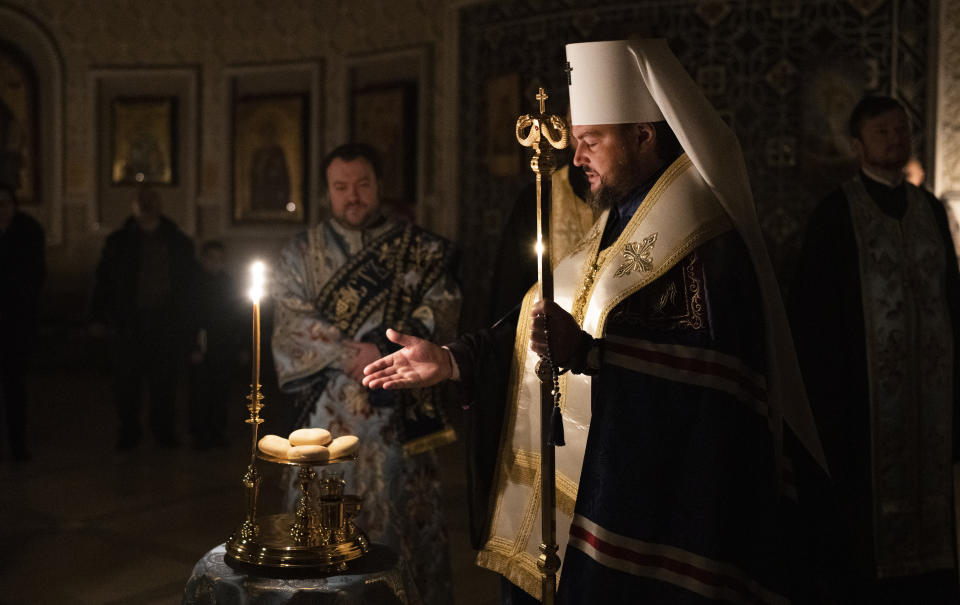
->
xmin=225 ymin=262 xmax=369 ymax=570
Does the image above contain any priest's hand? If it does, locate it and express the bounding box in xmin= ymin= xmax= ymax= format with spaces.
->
xmin=530 ymin=300 xmax=581 ymax=365
xmin=362 ymin=329 xmax=452 ymax=390
xmin=343 ymin=341 xmax=382 ymax=383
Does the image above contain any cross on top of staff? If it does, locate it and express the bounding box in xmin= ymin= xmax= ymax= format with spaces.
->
xmin=536 ymin=87 xmax=548 ymax=114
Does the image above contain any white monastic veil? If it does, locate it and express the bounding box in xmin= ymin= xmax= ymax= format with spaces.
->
xmin=628 ymin=39 xmax=827 ymax=470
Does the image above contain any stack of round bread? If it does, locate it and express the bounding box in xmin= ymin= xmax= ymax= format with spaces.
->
xmin=257 ymin=428 xmax=359 ymax=462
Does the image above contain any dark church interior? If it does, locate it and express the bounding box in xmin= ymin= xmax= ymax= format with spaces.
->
xmin=2 ymin=0 xmax=960 ymax=603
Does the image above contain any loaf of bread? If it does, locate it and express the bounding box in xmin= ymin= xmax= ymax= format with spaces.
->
xmin=328 ymin=435 xmax=359 ymax=459
xmin=289 ymin=427 xmax=332 ymax=446
xmin=287 ymin=444 xmax=331 ymax=462
xmin=258 ymin=434 xmax=291 ymax=458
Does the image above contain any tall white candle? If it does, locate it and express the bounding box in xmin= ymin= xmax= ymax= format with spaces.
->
xmin=248 ymin=261 xmax=266 ymax=388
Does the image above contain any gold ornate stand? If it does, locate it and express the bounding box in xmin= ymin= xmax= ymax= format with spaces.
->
xmin=226 ymin=455 xmax=369 ymax=570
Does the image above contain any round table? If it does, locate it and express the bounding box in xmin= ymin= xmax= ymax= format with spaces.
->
xmin=182 ymin=543 xmax=421 ymax=605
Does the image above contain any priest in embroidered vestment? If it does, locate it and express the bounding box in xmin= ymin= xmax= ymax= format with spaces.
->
xmin=791 ymin=96 xmax=960 ymax=603
xmin=363 ymin=40 xmax=829 ymax=604
xmin=271 ymin=143 xmax=461 ymax=605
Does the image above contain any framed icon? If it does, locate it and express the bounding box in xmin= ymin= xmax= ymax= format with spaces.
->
xmin=111 ymin=96 xmax=176 ymax=185
xmin=232 ymin=93 xmax=307 ymax=223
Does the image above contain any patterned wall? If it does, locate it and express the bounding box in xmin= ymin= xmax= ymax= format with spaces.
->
xmin=457 ymin=0 xmax=930 ymax=329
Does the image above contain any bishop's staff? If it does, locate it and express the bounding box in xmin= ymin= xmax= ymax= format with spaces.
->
xmin=516 ymin=87 xmax=568 ymax=605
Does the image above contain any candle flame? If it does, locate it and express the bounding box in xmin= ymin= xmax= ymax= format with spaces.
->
xmin=535 ymin=237 xmax=544 ymax=259
xmin=248 ymin=260 xmax=266 ymax=302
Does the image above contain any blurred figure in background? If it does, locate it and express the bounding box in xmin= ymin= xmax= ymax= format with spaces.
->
xmin=188 ymin=240 xmax=242 ymax=450
xmin=89 ymin=186 xmax=195 ymax=450
xmin=0 ymin=184 xmax=44 ymax=461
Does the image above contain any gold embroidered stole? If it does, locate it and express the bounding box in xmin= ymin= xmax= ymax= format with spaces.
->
xmin=312 ymin=222 xmax=412 ymax=333
xmin=550 ymin=165 xmax=597 ymax=268
xmin=844 ymin=178 xmax=954 ymax=578
xmin=476 ymin=154 xmax=732 ymax=598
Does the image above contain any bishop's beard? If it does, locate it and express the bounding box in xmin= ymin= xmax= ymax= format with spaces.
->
xmin=585 ymin=178 xmax=626 ymax=211
xmin=584 ymin=155 xmax=644 ymax=211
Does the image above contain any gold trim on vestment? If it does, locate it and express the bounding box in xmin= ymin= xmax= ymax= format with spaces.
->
xmin=572 ymin=154 xmax=694 ymax=324
xmin=401 ymin=425 xmax=457 ymax=457
xmin=504 ymin=449 xmax=579 ymax=518
xmin=483 ymin=285 xmax=540 ymax=561
xmin=594 ymin=219 xmax=731 ymax=336
xmin=476 ymin=549 xmax=549 ymax=600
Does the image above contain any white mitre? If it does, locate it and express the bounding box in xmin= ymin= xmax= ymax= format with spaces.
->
xmin=564 ymin=39 xmax=828 ymax=471
xmin=566 ymin=40 xmax=663 ymax=125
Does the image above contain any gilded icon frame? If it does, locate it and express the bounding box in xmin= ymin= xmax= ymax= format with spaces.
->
xmin=110 ymin=96 xmax=177 ymax=186
xmin=232 ymin=93 xmax=308 ymax=224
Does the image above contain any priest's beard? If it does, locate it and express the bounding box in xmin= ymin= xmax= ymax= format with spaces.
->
xmin=584 ymin=145 xmax=645 ymax=211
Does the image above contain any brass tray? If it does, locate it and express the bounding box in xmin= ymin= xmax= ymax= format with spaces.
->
xmin=256 ymin=451 xmax=358 ymax=466
xmin=226 ymin=511 xmax=369 ymax=569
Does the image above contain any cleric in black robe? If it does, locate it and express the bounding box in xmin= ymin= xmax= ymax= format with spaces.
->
xmin=790 ymin=95 xmax=960 ymax=603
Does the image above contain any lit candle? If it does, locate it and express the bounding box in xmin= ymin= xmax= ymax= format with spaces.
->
xmin=248 ymin=261 xmax=266 ymax=389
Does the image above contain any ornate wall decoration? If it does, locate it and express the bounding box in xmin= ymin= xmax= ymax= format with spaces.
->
xmin=457 ymin=0 xmax=929 ymax=328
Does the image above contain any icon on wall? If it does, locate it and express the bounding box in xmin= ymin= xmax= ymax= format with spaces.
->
xmin=233 ymin=93 xmax=307 ymax=224
xmin=111 ymin=96 xmax=177 ymax=186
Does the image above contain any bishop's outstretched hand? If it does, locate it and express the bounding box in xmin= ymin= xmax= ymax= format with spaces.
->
xmin=362 ymin=328 xmax=453 ymax=390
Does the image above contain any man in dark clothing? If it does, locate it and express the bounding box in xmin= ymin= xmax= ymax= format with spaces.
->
xmin=0 ymin=185 xmax=45 ymax=461
xmin=187 ymin=240 xmax=242 ymax=449
xmin=90 ymin=187 xmax=195 ymax=450
xmin=791 ymin=95 xmax=960 ymax=603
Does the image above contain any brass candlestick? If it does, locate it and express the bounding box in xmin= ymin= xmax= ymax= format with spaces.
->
xmin=231 ymin=261 xmax=267 ymax=544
